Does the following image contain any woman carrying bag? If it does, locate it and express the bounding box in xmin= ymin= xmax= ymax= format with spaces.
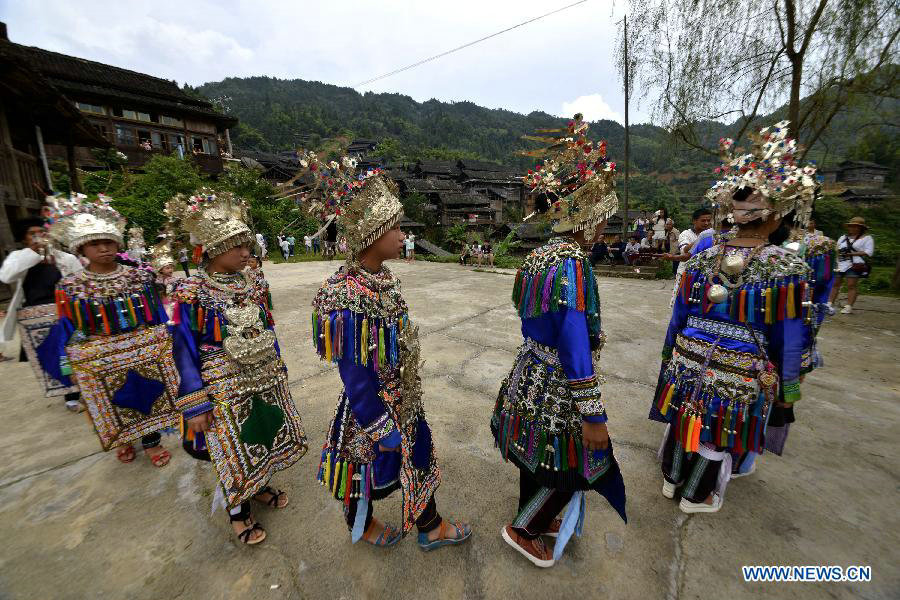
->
xmin=828 ymin=217 xmax=874 ymax=315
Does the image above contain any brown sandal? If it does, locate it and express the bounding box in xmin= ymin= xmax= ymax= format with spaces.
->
xmin=253 ymin=486 xmax=288 ymax=508
xmin=230 ymin=506 xmax=266 ymax=545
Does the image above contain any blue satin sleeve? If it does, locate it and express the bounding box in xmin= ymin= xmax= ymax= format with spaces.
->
xmin=663 ymin=284 xmax=690 ymax=355
xmin=172 ymin=303 xmax=212 ymax=416
xmin=36 ymin=318 xmax=75 ymax=385
xmin=691 ymin=236 xmax=715 ymax=256
xmin=770 ymin=315 xmax=805 ymax=403
xmin=555 ymin=309 xmax=595 ymax=381
xmin=335 ymin=309 xmax=398 ymax=442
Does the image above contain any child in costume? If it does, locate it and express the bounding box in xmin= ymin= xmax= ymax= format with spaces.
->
xmin=306 ymin=152 xmax=472 ymax=550
xmin=650 ymin=122 xmax=816 ymax=509
xmin=38 ymin=194 xmax=178 ymax=467
xmin=494 ymin=115 xmax=626 ymax=568
xmin=148 ymin=238 xmax=178 ymax=319
xmin=167 ymin=190 xmax=307 ymax=546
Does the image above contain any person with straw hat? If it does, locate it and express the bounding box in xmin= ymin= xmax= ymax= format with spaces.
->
xmin=828 ymin=216 xmax=874 ymax=315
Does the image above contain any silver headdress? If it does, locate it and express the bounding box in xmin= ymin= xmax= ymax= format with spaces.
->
xmin=44 ymin=193 xmax=126 ymax=252
xmin=165 ymin=188 xmax=253 ymax=259
xmin=296 ymin=152 xmax=403 ymax=257
xmin=521 ymin=114 xmax=618 ymax=238
xmin=706 ymin=121 xmax=818 ymax=229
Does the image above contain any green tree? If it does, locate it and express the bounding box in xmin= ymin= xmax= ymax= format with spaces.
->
xmin=400 ymin=192 xmax=426 ymax=223
xmin=445 ymin=223 xmax=468 ymax=250
xmin=111 ymin=154 xmax=203 ymax=241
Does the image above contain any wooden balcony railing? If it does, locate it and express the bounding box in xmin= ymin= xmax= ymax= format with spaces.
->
xmin=0 ymin=146 xmax=45 ymax=207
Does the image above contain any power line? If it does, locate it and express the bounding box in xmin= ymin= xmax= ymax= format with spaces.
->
xmin=354 ymin=0 xmax=588 ymax=88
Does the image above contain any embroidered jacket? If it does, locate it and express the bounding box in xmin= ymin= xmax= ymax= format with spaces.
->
xmin=493 ymin=237 xmax=627 ymax=516
xmin=509 ymin=237 xmax=606 ymax=421
xmin=651 ymin=243 xmax=813 ymax=455
xmin=312 ymin=263 xmax=440 ymax=534
xmin=37 ymin=265 xmax=167 ymax=382
xmin=170 ymin=268 xmax=275 ymax=418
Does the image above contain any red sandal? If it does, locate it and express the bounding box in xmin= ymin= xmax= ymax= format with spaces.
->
xmin=146 ymin=447 xmax=171 ymax=468
xmin=116 ymin=445 xmax=136 ymax=463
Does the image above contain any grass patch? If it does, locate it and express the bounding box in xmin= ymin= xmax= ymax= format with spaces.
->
xmin=269 ymin=253 xmax=346 ymax=264
xmin=855 ymin=265 xmax=900 ymax=297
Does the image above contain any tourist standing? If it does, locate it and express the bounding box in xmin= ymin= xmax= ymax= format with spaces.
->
xmin=287 ymin=234 xmax=296 ymax=257
xmin=168 ymin=190 xmax=307 ymax=545
xmin=651 ymin=208 xmax=668 ymax=250
xmin=178 ymin=246 xmax=191 ymax=276
xmin=279 ymin=235 xmax=290 ymax=259
xmin=651 ymin=123 xmax=815 ymax=512
xmin=1 ymin=216 xmax=83 ymax=410
xmin=663 ymin=208 xmax=713 ymax=306
xmin=256 ymin=232 xmax=268 ymax=261
xmin=405 ymin=232 xmax=416 ymax=262
xmin=496 ymin=115 xmax=626 ymax=568
xmin=303 ymin=152 xmax=471 ymax=550
xmin=828 ymin=217 xmax=874 ymax=315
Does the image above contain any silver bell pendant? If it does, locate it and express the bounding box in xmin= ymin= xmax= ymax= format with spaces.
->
xmin=721 ymin=254 xmax=745 ymax=276
xmin=708 ymin=284 xmax=728 ymax=304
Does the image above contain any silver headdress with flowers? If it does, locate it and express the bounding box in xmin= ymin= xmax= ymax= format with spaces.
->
xmin=148 ymin=236 xmax=176 ymax=272
xmin=521 ymin=114 xmax=618 ymax=238
xmin=296 ymin=151 xmax=403 ymax=257
xmin=706 ymin=121 xmax=818 ymax=229
xmin=43 ymin=193 xmax=126 ymax=252
xmin=165 ymin=188 xmax=253 ymax=259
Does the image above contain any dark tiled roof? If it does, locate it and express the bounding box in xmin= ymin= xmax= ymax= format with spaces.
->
xmin=16 ymin=44 xmax=195 ymax=101
xmin=838 ymin=160 xmax=890 ymax=170
xmin=404 ymin=178 xmax=463 ymax=192
xmin=440 ymin=193 xmax=491 ymax=207
xmin=416 ymin=160 xmax=459 ymax=175
xmin=10 ymin=43 xmax=236 ymax=127
xmin=0 ymin=40 xmax=108 ymax=147
xmin=457 ymin=159 xmax=518 ymax=173
xmin=460 ymin=169 xmax=522 ymax=183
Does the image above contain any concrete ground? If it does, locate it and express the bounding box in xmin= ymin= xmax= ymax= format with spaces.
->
xmin=1 ymin=260 xmax=898 ymax=600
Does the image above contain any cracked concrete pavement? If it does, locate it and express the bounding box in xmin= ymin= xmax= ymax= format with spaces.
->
xmin=1 ymin=260 xmax=898 ymax=599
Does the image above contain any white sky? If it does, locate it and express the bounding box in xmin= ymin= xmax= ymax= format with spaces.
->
xmin=0 ymin=0 xmax=651 ymax=124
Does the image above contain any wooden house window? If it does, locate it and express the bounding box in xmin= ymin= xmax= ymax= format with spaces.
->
xmin=192 ymin=137 xmax=215 ymax=154
xmin=76 ymin=102 xmax=105 ymax=115
xmin=151 ymin=131 xmax=164 ymax=150
xmin=135 ymin=112 xmax=152 ymax=122
xmin=91 ymin=122 xmax=110 ymax=141
xmin=168 ymin=134 xmax=185 ymax=150
xmin=160 ymin=116 xmax=184 ymax=127
xmin=115 ymin=124 xmax=136 ymax=146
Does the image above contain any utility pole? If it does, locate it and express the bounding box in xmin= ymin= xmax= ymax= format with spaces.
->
xmin=622 ymin=14 xmax=630 ymax=237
